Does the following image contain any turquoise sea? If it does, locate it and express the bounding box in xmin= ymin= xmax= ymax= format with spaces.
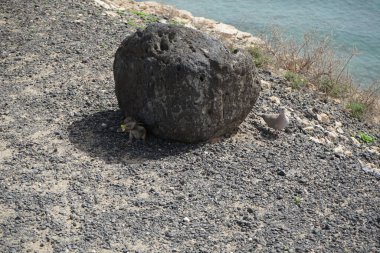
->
xmin=138 ymin=0 xmax=380 ymax=85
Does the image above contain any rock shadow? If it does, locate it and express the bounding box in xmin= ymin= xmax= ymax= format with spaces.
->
xmin=251 ymin=121 xmax=279 ymax=140
xmin=68 ymin=110 xmax=202 ymax=164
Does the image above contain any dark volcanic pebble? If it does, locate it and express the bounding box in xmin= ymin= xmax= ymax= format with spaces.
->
xmin=0 ymin=0 xmax=379 ymax=252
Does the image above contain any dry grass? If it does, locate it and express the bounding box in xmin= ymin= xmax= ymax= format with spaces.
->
xmin=347 ymin=81 xmax=380 ymax=121
xmin=250 ymin=26 xmax=379 ymax=123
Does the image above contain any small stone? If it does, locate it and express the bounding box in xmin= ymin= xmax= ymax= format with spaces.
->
xmin=101 ymin=123 xmax=107 ymax=128
xmin=336 ymin=127 xmax=344 ymax=134
xmin=333 ymin=145 xmax=345 ymax=155
xmin=303 ymin=126 xmax=314 ymax=133
xmin=260 ymin=80 xmax=271 ymax=90
xmin=317 ymin=113 xmax=329 ymax=123
xmin=340 ymin=135 xmax=349 ymax=142
xmin=367 ymin=147 xmax=380 ymax=155
xmin=165 ymin=231 xmax=174 ymax=238
xmin=284 ymin=87 xmax=292 ymax=92
xmin=324 ymin=137 xmax=333 ymax=146
xmin=351 ymin=137 xmax=361 ymax=147
xmin=183 ymin=217 xmax=190 ymax=222
xmin=301 ymin=118 xmax=313 ymax=127
xmin=269 ymin=96 xmax=281 ymax=104
xmin=344 ymin=150 xmax=353 ymax=157
xmin=314 ymin=124 xmax=325 ymax=132
xmin=277 ymin=169 xmax=286 ymax=176
xmin=326 ymin=131 xmax=338 ymax=141
xmin=294 ymin=115 xmax=303 ymax=124
xmin=335 ymin=121 xmax=343 ymax=128
xmin=310 ymin=137 xmax=325 ymax=144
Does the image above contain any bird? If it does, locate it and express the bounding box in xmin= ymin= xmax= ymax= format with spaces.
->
xmin=257 ymin=107 xmax=290 ymax=132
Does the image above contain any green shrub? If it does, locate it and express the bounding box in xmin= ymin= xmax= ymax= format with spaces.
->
xmin=284 ymin=71 xmax=306 ymax=89
xmin=346 ymin=102 xmax=366 ymax=119
xmin=358 ymin=132 xmax=376 ymax=144
xmin=247 ymin=46 xmax=269 ymax=68
xmin=130 ymin=10 xmax=159 ymax=24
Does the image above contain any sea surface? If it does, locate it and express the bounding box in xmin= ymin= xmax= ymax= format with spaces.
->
xmin=138 ymin=0 xmax=380 ymax=85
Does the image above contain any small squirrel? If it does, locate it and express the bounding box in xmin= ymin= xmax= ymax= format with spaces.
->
xmin=119 ymin=117 xmax=147 ymax=143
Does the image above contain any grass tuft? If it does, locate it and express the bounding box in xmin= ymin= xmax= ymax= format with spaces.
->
xmin=247 ymin=46 xmax=269 ymax=68
xmin=358 ymin=132 xmax=376 ymax=144
xmin=294 ymin=196 xmax=302 ymax=206
xmin=284 ymin=71 xmax=306 ymax=89
xmin=346 ymin=102 xmax=366 ymax=119
xmin=130 ymin=9 xmax=159 ymax=24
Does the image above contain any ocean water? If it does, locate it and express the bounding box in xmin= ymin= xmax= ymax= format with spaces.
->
xmin=138 ymin=0 xmax=380 ymax=85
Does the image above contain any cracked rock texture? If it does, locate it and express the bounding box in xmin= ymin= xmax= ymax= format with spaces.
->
xmin=114 ymin=23 xmax=260 ymax=142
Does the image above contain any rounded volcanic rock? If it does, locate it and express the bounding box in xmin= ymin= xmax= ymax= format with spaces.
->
xmin=114 ymin=23 xmax=260 ymax=143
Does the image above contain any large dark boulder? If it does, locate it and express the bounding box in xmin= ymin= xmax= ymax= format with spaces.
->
xmin=114 ymin=23 xmax=260 ymax=143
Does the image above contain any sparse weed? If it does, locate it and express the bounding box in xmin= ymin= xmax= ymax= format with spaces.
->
xmin=349 ymin=81 xmax=380 ymax=122
xmin=261 ymin=27 xmax=356 ymax=96
xmin=125 ymin=18 xmax=139 ymax=28
xmin=168 ymin=19 xmax=186 ymax=26
xmin=256 ymin=27 xmax=380 ymax=123
xmin=358 ymin=132 xmax=376 ymax=144
xmin=29 ymin=27 xmax=37 ymax=33
xmin=294 ymin=196 xmax=302 ymax=206
xmin=116 ymin=9 xmax=126 ymax=16
xmin=284 ymin=71 xmax=305 ymax=89
xmin=130 ymin=9 xmax=159 ymax=24
xmin=247 ymin=46 xmax=269 ymax=68
xmin=346 ymin=102 xmax=366 ymax=119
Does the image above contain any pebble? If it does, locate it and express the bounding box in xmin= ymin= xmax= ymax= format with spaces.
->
xmin=260 ymin=80 xmax=271 ymax=90
xmin=269 ymin=96 xmax=281 ymax=104
xmin=303 ymin=126 xmax=314 ymax=132
xmin=351 ymin=137 xmax=361 ymax=147
xmin=335 ymin=121 xmax=343 ymax=128
xmin=336 ymin=127 xmax=344 ymax=134
xmin=183 ymin=217 xmax=190 ymax=222
xmin=317 ymin=113 xmax=330 ymax=123
xmin=310 ymin=137 xmax=325 ymax=144
xmin=277 ymin=169 xmax=286 ymax=176
xmin=326 ymin=131 xmax=338 ymax=141
xmin=366 ymin=147 xmax=380 ymax=155
xmin=101 ymin=123 xmax=107 ymax=128
xmin=333 ymin=145 xmax=346 ymax=155
xmin=339 ymin=135 xmax=349 ymax=143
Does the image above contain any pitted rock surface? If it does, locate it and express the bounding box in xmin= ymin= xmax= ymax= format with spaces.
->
xmin=114 ymin=23 xmax=260 ymax=142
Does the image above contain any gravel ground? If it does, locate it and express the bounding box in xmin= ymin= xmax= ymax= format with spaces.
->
xmin=1 ymin=0 xmax=379 ymax=252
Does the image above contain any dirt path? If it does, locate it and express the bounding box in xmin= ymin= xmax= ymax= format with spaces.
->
xmin=1 ymin=0 xmax=379 ymax=252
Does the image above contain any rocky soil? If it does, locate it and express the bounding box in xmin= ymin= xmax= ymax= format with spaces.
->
xmin=1 ymin=0 xmax=379 ymax=252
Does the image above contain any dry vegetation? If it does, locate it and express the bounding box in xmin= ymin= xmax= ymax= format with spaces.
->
xmin=248 ymin=27 xmax=380 ymax=123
